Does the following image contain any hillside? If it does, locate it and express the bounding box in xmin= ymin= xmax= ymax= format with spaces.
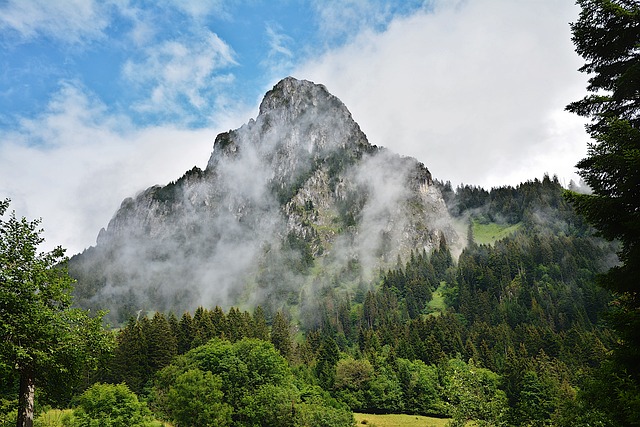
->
xmin=68 ymin=77 xmax=458 ymax=322
xmin=98 ymin=176 xmax=619 ymax=427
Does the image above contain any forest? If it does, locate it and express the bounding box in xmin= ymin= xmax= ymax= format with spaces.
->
xmin=0 ymin=175 xmax=633 ymax=427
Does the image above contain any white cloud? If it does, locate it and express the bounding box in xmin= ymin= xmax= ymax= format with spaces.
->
xmin=112 ymin=1 xmax=157 ymax=47
xmin=0 ymin=82 xmax=242 ymax=254
xmin=260 ymin=24 xmax=295 ymax=80
xmin=312 ymin=0 xmax=396 ymax=43
xmin=296 ymin=0 xmax=589 ymax=188
xmin=0 ymin=0 xmax=110 ymax=44
xmin=162 ymin=0 xmax=228 ymax=21
xmin=266 ymin=24 xmax=294 ymax=59
xmin=0 ymin=0 xmax=594 ymax=258
xmin=122 ymin=30 xmax=238 ymax=119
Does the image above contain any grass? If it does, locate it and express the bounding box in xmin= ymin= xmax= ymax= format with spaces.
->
xmin=426 ymin=281 xmax=447 ymax=316
xmin=354 ymin=413 xmax=451 ymax=427
xmin=34 ymin=409 xmax=74 ymax=427
xmin=472 ymin=220 xmax=522 ymax=246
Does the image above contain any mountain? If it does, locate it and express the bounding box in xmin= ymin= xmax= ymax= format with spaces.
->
xmin=69 ymin=77 xmax=459 ymax=322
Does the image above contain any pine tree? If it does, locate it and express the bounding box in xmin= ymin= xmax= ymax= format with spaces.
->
xmin=111 ymin=318 xmax=149 ymax=394
xmin=564 ymin=2 xmax=640 ymax=424
xmin=177 ymin=311 xmax=195 ymax=354
xmin=192 ymin=306 xmax=214 ymax=346
xmin=252 ymin=306 xmax=270 ymax=341
xmin=315 ymin=335 xmax=340 ymax=389
xmin=270 ymin=311 xmax=292 ymax=360
xmin=227 ymin=307 xmax=246 ymax=342
xmin=565 ymin=0 xmax=640 ymax=380
xmin=146 ymin=312 xmax=178 ymax=372
xmin=211 ymin=306 xmax=228 ymax=339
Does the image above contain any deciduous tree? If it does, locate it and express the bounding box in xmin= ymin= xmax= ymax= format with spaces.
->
xmin=0 ymin=200 xmax=109 ymax=427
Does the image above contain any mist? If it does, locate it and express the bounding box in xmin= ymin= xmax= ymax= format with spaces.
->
xmin=69 ymin=78 xmax=460 ymax=322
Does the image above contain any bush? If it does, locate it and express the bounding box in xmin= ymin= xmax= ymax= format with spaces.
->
xmin=166 ymin=369 xmax=232 ymax=427
xmin=34 ymin=408 xmax=74 ymax=427
xmin=66 ymin=383 xmax=157 ymax=427
xmin=152 ymin=338 xmax=354 ymax=427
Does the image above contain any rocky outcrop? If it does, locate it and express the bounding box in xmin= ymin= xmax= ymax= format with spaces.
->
xmin=69 ymin=77 xmax=458 ymax=321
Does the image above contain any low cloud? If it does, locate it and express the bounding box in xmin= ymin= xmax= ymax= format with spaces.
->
xmin=0 ymin=81 xmax=251 ymax=254
xmin=296 ymin=0 xmax=589 ymax=189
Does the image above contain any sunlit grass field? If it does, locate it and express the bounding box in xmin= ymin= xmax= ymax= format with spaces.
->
xmin=472 ymin=220 xmax=522 ymax=245
xmin=353 ymin=413 xmax=451 ymax=427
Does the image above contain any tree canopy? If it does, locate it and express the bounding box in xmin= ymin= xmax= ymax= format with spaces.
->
xmin=565 ymin=1 xmax=640 ymax=425
xmin=0 ymin=199 xmax=111 ymax=427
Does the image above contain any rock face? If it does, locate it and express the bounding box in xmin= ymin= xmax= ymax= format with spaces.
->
xmin=69 ymin=77 xmax=458 ymax=321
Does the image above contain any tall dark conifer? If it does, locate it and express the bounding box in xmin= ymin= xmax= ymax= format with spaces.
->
xmin=177 ymin=311 xmax=195 ymax=354
xmin=146 ymin=312 xmax=178 ymax=372
xmin=565 ymin=2 xmax=640 ymax=424
xmin=252 ymin=306 xmax=270 ymax=341
xmin=270 ymin=311 xmax=292 ymax=360
xmin=111 ymin=318 xmax=148 ymax=394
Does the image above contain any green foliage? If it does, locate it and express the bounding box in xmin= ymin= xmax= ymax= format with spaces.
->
xmin=33 ymin=408 xmax=74 ymax=427
xmin=395 ymin=359 xmax=440 ymax=416
xmin=147 ymin=312 xmax=178 ymax=372
xmin=110 ymin=304 xmax=278 ymax=394
xmin=566 ymin=0 xmax=640 ymax=129
xmin=0 ymin=200 xmax=111 ymax=424
xmin=166 ymin=369 xmax=232 ymax=427
xmin=0 ymin=398 xmax=16 ymax=427
xmin=565 ymin=1 xmax=640 ymax=424
xmin=38 ymin=176 xmax=623 ymax=425
xmin=110 ymin=318 xmax=149 ymax=394
xmin=442 ymin=358 xmax=507 ymax=426
xmin=68 ymin=383 xmax=156 ymax=427
xmin=239 ymin=383 xmax=298 ymax=427
xmin=271 ymin=311 xmax=293 ymax=360
xmin=151 ymin=338 xmax=353 ymax=427
xmin=316 ymin=336 xmax=340 ymax=389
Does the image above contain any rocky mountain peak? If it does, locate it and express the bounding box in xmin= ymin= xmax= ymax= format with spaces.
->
xmin=208 ymin=77 xmax=370 ymax=171
xmin=258 ymin=77 xmax=346 ymax=117
xmin=69 ymin=76 xmax=458 ymax=322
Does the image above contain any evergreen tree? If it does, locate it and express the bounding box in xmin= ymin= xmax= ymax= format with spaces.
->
xmin=146 ymin=312 xmax=178 ymax=372
xmin=192 ymin=306 xmax=214 ymax=347
xmin=226 ymin=307 xmax=246 ymax=342
xmin=211 ymin=306 xmax=228 ymax=339
xmin=315 ymin=335 xmax=340 ymax=389
xmin=565 ymin=1 xmax=640 ymax=418
xmin=167 ymin=312 xmax=180 ymax=344
xmin=111 ymin=318 xmax=149 ymax=394
xmin=177 ymin=312 xmax=195 ymax=354
xmin=252 ymin=306 xmax=270 ymax=341
xmin=270 ymin=311 xmax=292 ymax=360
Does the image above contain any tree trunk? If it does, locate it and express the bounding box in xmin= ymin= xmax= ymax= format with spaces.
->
xmin=17 ymin=369 xmax=35 ymax=427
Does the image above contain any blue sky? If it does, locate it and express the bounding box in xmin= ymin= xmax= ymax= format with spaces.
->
xmin=1 ymin=1 xmax=426 ymax=128
xmin=0 ymin=0 xmax=589 ymax=254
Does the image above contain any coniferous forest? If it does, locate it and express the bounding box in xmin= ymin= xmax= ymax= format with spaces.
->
xmin=0 ymin=177 xmax=630 ymax=427
xmin=2 ymin=1 xmax=639 ymax=426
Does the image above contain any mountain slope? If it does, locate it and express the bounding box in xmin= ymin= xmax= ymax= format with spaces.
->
xmin=69 ymin=77 xmax=458 ymax=321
